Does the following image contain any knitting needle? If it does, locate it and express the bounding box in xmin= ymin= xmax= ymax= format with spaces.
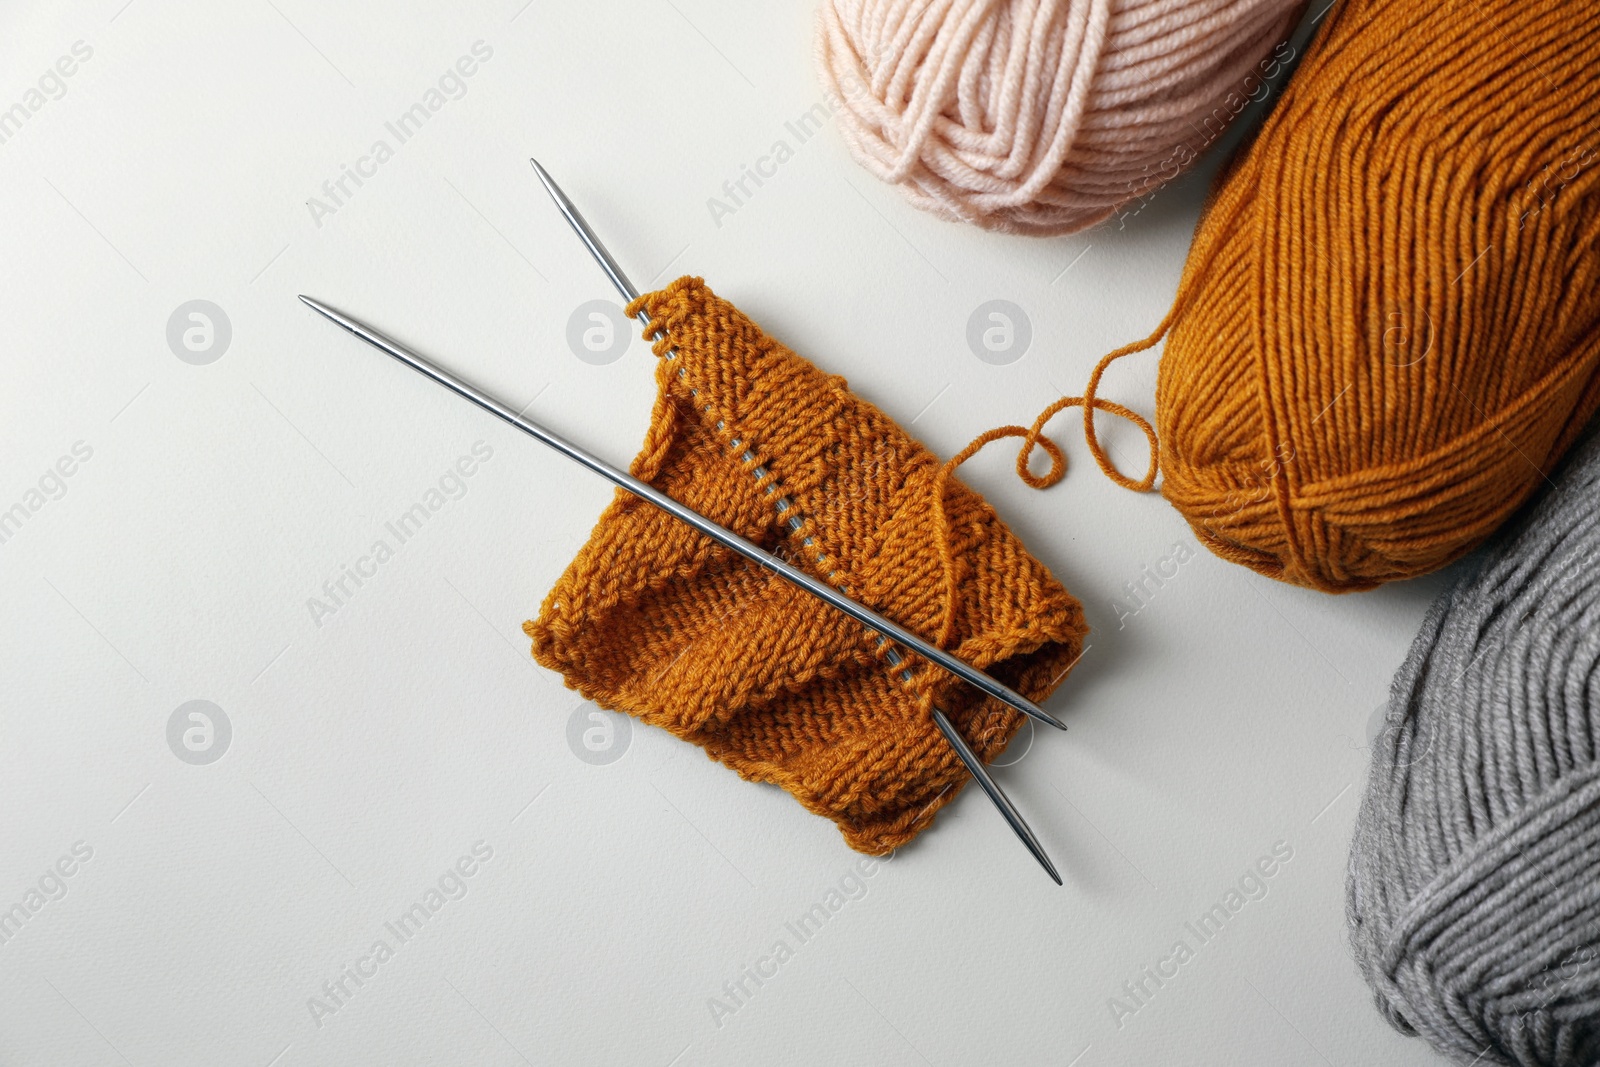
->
xmin=527 ymin=158 xmax=1066 ymax=733
xmin=933 ymin=710 xmax=1060 ymax=883
xmin=527 ymin=158 xmax=1061 ymax=883
xmin=886 ymin=647 xmax=1062 ymax=884
xmin=296 ymin=292 xmax=1054 ymax=721
xmin=299 ymin=295 xmax=1061 ymax=883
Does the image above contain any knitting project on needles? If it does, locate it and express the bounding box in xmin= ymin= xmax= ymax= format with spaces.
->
xmin=527 ymin=278 xmax=1087 ymax=854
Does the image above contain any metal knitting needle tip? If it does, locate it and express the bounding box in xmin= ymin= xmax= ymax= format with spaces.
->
xmin=526 ymin=160 xmax=1068 ymax=733
xmin=532 ymin=161 xmax=1064 ymax=877
xmin=529 ymin=157 xmax=643 ymax=312
xmin=933 ymin=709 xmax=1061 ymax=885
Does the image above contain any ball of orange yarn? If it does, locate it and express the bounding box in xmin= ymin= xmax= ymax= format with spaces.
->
xmin=1140 ymin=0 xmax=1600 ymax=591
xmin=815 ymin=0 xmax=1306 ymax=235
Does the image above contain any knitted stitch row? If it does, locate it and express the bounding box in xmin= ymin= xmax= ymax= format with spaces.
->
xmin=526 ymin=278 xmax=1086 ymax=853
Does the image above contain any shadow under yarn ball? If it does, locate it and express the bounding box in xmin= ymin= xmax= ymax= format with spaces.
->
xmin=1348 ymin=432 xmax=1600 ymax=1067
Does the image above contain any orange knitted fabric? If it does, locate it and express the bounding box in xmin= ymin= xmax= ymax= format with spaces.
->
xmin=525 ymin=278 xmax=1086 ymax=854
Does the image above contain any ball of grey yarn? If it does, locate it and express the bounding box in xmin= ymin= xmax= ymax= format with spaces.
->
xmin=1348 ymin=432 xmax=1600 ymax=1067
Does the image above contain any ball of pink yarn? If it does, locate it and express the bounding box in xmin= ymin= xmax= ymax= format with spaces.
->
xmin=816 ymin=0 xmax=1306 ymax=235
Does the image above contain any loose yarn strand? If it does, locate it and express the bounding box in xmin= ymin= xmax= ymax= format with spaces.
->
xmin=998 ymin=255 xmax=1205 ymax=496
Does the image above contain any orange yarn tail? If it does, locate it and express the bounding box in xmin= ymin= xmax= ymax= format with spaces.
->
xmin=972 ymin=322 xmax=1170 ymax=499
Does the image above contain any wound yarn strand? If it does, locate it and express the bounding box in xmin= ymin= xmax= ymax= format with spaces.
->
xmin=1348 ymin=431 xmax=1600 ymax=1067
xmin=1009 ymin=0 xmax=1600 ymax=592
xmin=817 ymin=0 xmax=1305 ymax=234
